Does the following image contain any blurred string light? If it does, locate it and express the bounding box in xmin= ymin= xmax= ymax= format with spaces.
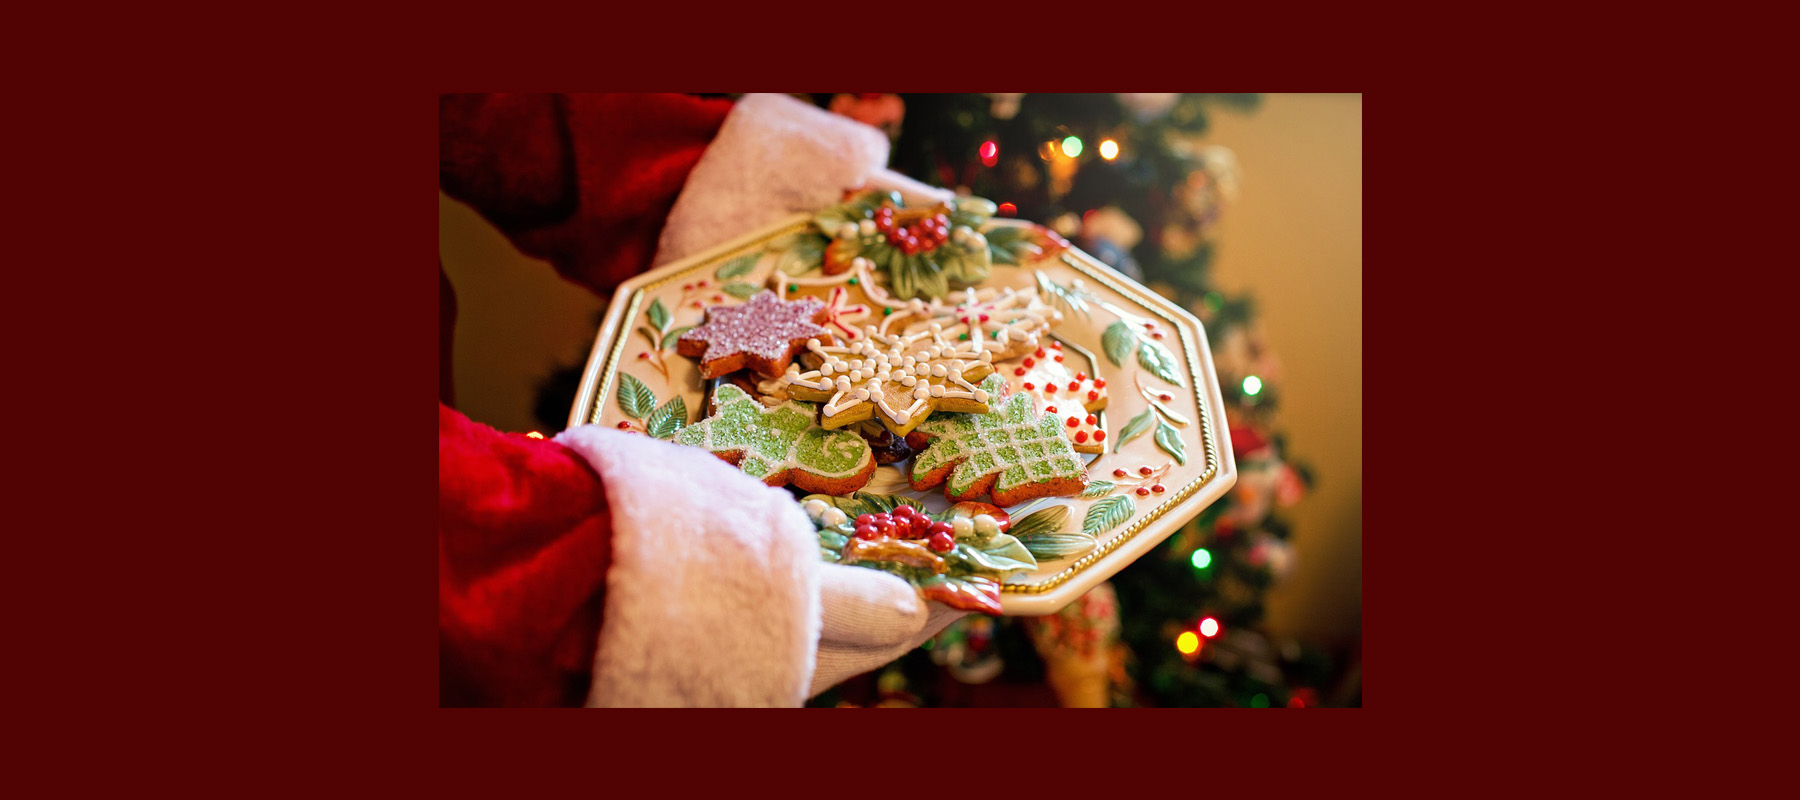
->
xmin=1242 ymin=375 xmax=1263 ymax=396
xmin=1038 ymin=141 xmax=1058 ymax=161
xmin=979 ymin=140 xmax=998 ymax=167
xmin=1099 ymin=139 xmax=1119 ymax=160
xmin=1176 ymin=631 xmax=1200 ymax=654
xmin=1250 ymin=693 xmax=1270 ymax=708
xmin=998 ymin=202 xmax=1017 ymax=216
xmin=1199 ymin=617 xmax=1220 ymax=638
xmin=526 ymin=431 xmax=545 ymax=439
xmin=1061 ymin=136 xmax=1083 ymax=158
xmin=1190 ymin=548 xmax=1212 ymax=569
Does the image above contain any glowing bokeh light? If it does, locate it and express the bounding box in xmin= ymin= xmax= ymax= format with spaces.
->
xmin=1191 ymin=548 xmax=1212 ymax=569
xmin=1243 ymin=375 xmax=1263 ymax=396
xmin=1176 ymin=631 xmax=1199 ymax=654
xmin=1061 ymin=136 xmax=1083 ymax=158
xmin=998 ymin=202 xmax=1017 ymax=217
xmin=1199 ymin=617 xmax=1220 ymax=638
xmin=526 ymin=431 xmax=545 ymax=439
xmin=1099 ymin=139 xmax=1119 ymax=160
xmin=979 ymin=140 xmax=998 ymax=167
xmin=1250 ymin=693 xmax=1270 ymax=708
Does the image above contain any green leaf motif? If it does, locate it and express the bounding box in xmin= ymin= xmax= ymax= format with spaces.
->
xmin=776 ymin=235 xmax=828 ymax=275
xmin=1080 ymin=480 xmax=1116 ymax=499
xmin=616 ymin=373 xmax=656 ymax=420
xmin=715 ymin=253 xmax=759 ymax=281
xmin=1019 ymin=532 xmax=1098 ymax=560
xmin=646 ymin=395 xmax=687 ymax=439
xmin=1036 ymin=270 xmax=1091 ymax=319
xmin=1102 ymin=320 xmax=1136 ymax=367
xmin=1138 ymin=340 xmax=1185 ymax=387
xmin=663 ymin=325 xmax=693 ymax=349
xmin=1083 ymin=495 xmax=1135 ymax=537
xmin=983 ymin=226 xmax=1038 ymax=265
xmin=950 ymin=539 xmax=1037 ymax=576
xmin=1153 ymin=420 xmax=1188 ymax=466
xmin=1115 ymin=409 xmax=1156 ymax=452
xmin=1008 ymin=505 xmax=1070 ymax=540
xmin=722 ymin=282 xmax=761 ymax=299
xmin=646 ymin=298 xmax=670 ymax=334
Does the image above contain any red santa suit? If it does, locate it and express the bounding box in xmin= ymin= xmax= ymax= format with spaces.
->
xmin=439 ymin=93 xmax=961 ymax=707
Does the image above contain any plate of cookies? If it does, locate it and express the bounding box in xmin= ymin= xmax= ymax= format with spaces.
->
xmin=570 ymin=191 xmax=1237 ymax=615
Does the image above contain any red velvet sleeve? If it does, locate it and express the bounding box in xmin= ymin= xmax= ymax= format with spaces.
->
xmin=439 ymin=403 xmax=617 ymax=706
xmin=439 ymin=92 xmax=734 ymax=296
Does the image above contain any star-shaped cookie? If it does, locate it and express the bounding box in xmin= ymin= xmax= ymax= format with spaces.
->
xmin=781 ymin=325 xmax=996 ymax=437
xmin=904 ymin=385 xmax=1091 ymax=506
xmin=673 ymin=384 xmax=876 ymax=494
xmin=676 ymin=290 xmax=832 ymax=379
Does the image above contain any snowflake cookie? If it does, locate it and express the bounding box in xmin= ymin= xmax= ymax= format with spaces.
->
xmin=880 ymin=285 xmax=1062 ymax=361
xmin=674 ymin=384 xmax=876 ymax=494
xmin=675 ymin=290 xmax=832 ymax=379
xmin=782 ymin=325 xmax=996 ymax=437
xmin=904 ymin=386 xmax=1091 ymax=506
xmin=999 ymin=341 xmax=1110 ymax=454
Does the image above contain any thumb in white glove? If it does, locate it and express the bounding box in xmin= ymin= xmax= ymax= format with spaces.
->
xmin=811 ymin=561 xmax=968 ymax=697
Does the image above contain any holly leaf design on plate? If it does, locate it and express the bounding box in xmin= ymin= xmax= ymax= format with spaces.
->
xmin=646 ymin=298 xmax=670 ymax=334
xmin=1102 ymin=320 xmax=1136 ymax=367
xmin=721 ymin=282 xmax=761 ymax=299
xmin=1115 ymin=409 xmax=1156 ymax=452
xmin=1138 ymin=339 xmax=1185 ymax=386
xmin=1083 ymin=494 xmax=1134 ymax=537
xmin=1080 ymin=480 xmax=1116 ymax=498
xmin=1007 ymin=505 xmax=1069 ymax=540
xmin=1153 ymin=419 xmax=1187 ymax=466
xmin=645 ymin=395 xmax=687 ymax=439
xmin=1019 ymin=532 xmax=1098 ymax=560
xmin=662 ymin=325 xmax=693 ymax=349
xmin=617 ymin=373 xmax=656 ymax=420
xmin=715 ymin=253 xmax=759 ymax=281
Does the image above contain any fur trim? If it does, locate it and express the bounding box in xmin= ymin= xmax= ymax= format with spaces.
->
xmin=554 ymin=426 xmax=821 ymax=707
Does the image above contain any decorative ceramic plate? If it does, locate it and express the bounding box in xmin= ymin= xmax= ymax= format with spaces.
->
xmin=569 ymin=200 xmax=1237 ymax=616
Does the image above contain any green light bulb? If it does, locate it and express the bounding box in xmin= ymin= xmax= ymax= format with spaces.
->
xmin=1191 ymin=548 xmax=1212 ymax=569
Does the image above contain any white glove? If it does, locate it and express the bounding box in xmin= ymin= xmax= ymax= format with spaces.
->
xmin=812 ymin=562 xmax=968 ymax=697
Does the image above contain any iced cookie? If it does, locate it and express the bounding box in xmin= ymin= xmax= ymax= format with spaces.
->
xmin=674 ymin=384 xmax=875 ymax=494
xmin=781 ymin=325 xmax=995 ymax=437
xmin=676 ymin=291 xmax=832 ymax=379
xmin=880 ymin=285 xmax=1062 ymax=361
xmin=769 ymin=256 xmax=905 ymax=342
xmin=904 ymin=387 xmax=1090 ymax=506
xmin=1000 ymin=341 xmax=1109 ymax=454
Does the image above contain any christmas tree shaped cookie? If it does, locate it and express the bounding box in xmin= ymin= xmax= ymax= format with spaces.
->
xmin=675 ymin=291 xmax=832 ymax=379
xmin=674 ymin=384 xmax=876 ymax=494
xmin=905 ymin=383 xmax=1090 ymax=506
xmin=782 ymin=325 xmax=996 ymax=437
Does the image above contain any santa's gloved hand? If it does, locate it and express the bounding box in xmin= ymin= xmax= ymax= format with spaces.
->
xmin=811 ymin=562 xmax=967 ymax=697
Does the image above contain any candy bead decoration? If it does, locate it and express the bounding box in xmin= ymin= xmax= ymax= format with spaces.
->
xmin=998 ymin=345 xmax=1110 ymax=454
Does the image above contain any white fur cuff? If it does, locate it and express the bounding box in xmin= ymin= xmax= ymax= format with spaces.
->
xmin=554 ymin=425 xmax=823 ymax=707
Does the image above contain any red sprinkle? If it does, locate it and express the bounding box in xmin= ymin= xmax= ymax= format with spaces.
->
xmin=979 ymin=313 xmax=990 ymax=322
xmin=1022 ymin=382 xmax=1035 ymax=390
xmin=1066 ymin=416 xmax=1080 ymax=428
xmin=1088 ymin=390 xmax=1100 ymax=401
xmin=1044 ymin=385 xmax=1055 ymax=395
xmin=1023 ymin=357 xmax=1035 ymax=367
xmin=1014 ymin=367 xmax=1027 ymax=376
xmin=1035 ymin=348 xmax=1046 ymax=358
xmin=1139 ymin=466 xmax=1153 ymax=476
xmin=1050 ymin=341 xmax=1062 ymax=349
xmin=1085 ymin=415 xmax=1097 ymax=425
xmin=1075 ymin=431 xmax=1089 ymax=443
xmin=1075 ymin=372 xmax=1087 ymax=381
xmin=1045 ymin=405 xmax=1058 ymax=414
xmin=1053 ymin=355 xmax=1064 ymax=362
xmin=1093 ymin=379 xmax=1106 ymax=388
xmin=1094 ymin=431 xmax=1106 ymax=441
xmin=1068 ymin=381 xmax=1081 ymax=392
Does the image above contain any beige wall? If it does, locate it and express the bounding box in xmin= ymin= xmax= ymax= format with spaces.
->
xmin=439 ymin=92 xmax=1363 ymax=643
xmin=1204 ymin=93 xmax=1362 ymax=644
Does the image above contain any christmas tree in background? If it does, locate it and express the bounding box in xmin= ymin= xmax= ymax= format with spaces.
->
xmin=535 ymin=93 xmax=1347 ymax=707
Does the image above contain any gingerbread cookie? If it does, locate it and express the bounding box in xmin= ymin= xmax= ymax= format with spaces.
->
xmin=999 ymin=341 xmax=1110 ymax=454
xmin=676 ymin=291 xmax=832 ymax=379
xmin=673 ymin=384 xmax=876 ymax=494
xmin=904 ymin=382 xmax=1090 ymax=506
xmin=781 ymin=325 xmax=996 ymax=437
xmin=880 ymin=285 xmax=1062 ymax=361
xmin=769 ymin=256 xmax=906 ymax=341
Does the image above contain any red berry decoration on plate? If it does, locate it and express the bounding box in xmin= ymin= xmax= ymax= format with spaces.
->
xmin=1113 ymin=468 xmax=1127 ymax=478
xmin=928 ymin=532 xmax=955 ymax=553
